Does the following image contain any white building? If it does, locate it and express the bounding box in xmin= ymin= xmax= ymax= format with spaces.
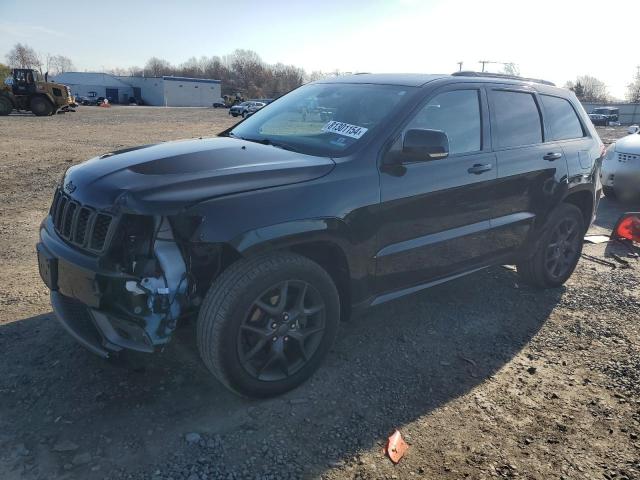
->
xmin=52 ymin=72 xmax=134 ymax=104
xmin=52 ymin=72 xmax=222 ymax=107
xmin=119 ymin=76 xmax=222 ymax=107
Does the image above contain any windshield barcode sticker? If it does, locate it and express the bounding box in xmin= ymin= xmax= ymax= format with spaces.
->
xmin=322 ymin=121 xmax=368 ymax=139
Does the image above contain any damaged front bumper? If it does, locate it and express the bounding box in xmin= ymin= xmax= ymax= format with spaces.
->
xmin=37 ymin=216 xmax=185 ymax=357
xmin=50 ymin=291 xmax=153 ymax=357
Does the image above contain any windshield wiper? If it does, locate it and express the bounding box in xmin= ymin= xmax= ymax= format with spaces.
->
xmin=243 ymin=137 xmax=301 ymax=153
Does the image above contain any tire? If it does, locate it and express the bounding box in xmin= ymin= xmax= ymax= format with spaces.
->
xmin=516 ymin=203 xmax=585 ymax=289
xmin=30 ymin=96 xmax=53 ymax=116
xmin=197 ymin=252 xmax=340 ymax=398
xmin=0 ymin=96 xmax=12 ymax=116
xmin=241 ymin=110 xmax=247 ymax=118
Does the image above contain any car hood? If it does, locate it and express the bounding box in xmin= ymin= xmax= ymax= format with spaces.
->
xmin=61 ymin=137 xmax=335 ymax=214
xmin=615 ymin=133 xmax=640 ymax=154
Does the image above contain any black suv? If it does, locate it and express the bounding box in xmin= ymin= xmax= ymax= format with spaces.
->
xmin=37 ymin=72 xmax=603 ymax=397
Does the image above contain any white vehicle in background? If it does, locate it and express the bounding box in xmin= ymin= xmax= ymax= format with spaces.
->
xmin=601 ymin=125 xmax=640 ymax=202
xmin=228 ymin=101 xmax=266 ymax=118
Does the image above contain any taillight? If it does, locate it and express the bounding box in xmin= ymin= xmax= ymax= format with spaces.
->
xmin=611 ymin=213 xmax=640 ymax=242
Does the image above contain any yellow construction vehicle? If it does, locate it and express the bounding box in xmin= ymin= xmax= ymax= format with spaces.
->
xmin=0 ymin=68 xmax=76 ymax=116
xmin=223 ymin=93 xmax=245 ymax=108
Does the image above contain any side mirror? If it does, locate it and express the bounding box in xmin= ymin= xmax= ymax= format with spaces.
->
xmin=628 ymin=125 xmax=639 ymax=135
xmin=611 ymin=212 xmax=640 ymax=242
xmin=402 ymin=129 xmax=449 ymax=160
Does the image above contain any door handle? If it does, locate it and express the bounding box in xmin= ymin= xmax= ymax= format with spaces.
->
xmin=467 ymin=163 xmax=493 ymax=174
xmin=543 ymin=152 xmax=562 ymax=161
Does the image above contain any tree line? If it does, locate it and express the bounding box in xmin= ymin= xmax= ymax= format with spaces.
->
xmin=3 ymin=43 xmax=74 ymax=77
xmin=120 ymin=49 xmax=314 ymax=98
xmin=565 ymin=73 xmax=640 ymax=104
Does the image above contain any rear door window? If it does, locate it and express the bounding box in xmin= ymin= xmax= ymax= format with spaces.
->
xmin=491 ymin=90 xmax=543 ymax=148
xmin=541 ymin=95 xmax=585 ymax=141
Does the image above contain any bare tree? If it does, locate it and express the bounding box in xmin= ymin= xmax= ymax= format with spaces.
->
xmin=116 ymin=49 xmax=316 ymax=97
xmin=566 ymin=75 xmax=609 ymax=103
xmin=626 ymin=70 xmax=640 ymax=103
xmin=107 ymin=67 xmax=130 ymax=76
xmin=144 ymin=57 xmax=173 ymax=77
xmin=501 ymin=63 xmax=520 ymax=76
xmin=306 ymin=70 xmax=330 ymax=82
xmin=6 ymin=43 xmax=41 ymax=71
xmin=46 ymin=54 xmax=74 ymax=75
xmin=229 ymin=49 xmax=267 ymax=96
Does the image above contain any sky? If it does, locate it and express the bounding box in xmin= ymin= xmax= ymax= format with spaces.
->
xmin=0 ymin=0 xmax=637 ymax=99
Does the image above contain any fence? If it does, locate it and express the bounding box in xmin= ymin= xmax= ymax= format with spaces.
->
xmin=581 ymin=102 xmax=640 ymax=125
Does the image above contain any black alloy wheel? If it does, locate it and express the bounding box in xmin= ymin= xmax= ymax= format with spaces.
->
xmin=544 ymin=217 xmax=581 ymax=281
xmin=516 ymin=203 xmax=585 ymax=288
xmin=238 ymin=280 xmax=325 ymax=381
xmin=197 ymin=252 xmax=340 ymax=397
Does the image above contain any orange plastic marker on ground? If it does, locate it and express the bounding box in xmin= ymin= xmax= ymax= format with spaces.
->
xmin=386 ymin=430 xmax=408 ymax=464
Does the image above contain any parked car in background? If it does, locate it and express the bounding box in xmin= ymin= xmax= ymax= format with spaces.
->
xmin=212 ymin=98 xmax=227 ymax=108
xmin=589 ymin=107 xmax=619 ymax=126
xmin=37 ymin=71 xmax=603 ymax=398
xmin=601 ymin=125 xmax=640 ymax=202
xmin=229 ymin=101 xmax=266 ymax=118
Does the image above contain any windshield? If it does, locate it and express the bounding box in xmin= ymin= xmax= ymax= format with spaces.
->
xmin=229 ymin=83 xmax=415 ymax=156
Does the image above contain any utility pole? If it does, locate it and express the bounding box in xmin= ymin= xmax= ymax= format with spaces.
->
xmin=479 ymin=60 xmax=489 ymax=72
xmin=457 ymin=61 xmax=463 ymax=72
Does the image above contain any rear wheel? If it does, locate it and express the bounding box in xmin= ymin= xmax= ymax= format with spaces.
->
xmin=0 ymin=96 xmax=12 ymax=116
xmin=517 ymin=203 xmax=585 ymax=288
xmin=30 ymin=96 xmax=54 ymax=116
xmin=197 ymin=252 xmax=340 ymax=398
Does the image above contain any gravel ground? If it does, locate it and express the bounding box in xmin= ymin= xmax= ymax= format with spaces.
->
xmin=0 ymin=107 xmax=639 ymax=480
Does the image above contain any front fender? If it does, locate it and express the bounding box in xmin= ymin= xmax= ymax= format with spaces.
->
xmin=229 ymin=217 xmax=354 ymax=258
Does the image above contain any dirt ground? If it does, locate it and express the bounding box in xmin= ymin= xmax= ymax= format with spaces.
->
xmin=0 ymin=108 xmax=639 ymax=480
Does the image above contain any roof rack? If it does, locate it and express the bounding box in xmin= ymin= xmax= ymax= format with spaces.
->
xmin=451 ymin=71 xmax=555 ymax=86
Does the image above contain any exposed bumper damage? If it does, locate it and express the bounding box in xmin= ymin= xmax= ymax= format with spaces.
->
xmin=38 ymin=214 xmax=190 ymax=356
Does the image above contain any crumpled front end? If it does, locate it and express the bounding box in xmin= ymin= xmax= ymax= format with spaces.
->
xmin=37 ymin=188 xmax=193 ymax=357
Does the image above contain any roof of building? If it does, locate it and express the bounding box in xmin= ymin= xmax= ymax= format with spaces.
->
xmin=162 ymin=76 xmax=221 ymax=84
xmin=52 ymin=72 xmax=132 ymax=88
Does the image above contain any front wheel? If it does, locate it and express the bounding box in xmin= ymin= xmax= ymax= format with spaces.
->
xmin=30 ymin=96 xmax=54 ymax=116
xmin=197 ymin=252 xmax=340 ymax=398
xmin=516 ymin=203 xmax=585 ymax=288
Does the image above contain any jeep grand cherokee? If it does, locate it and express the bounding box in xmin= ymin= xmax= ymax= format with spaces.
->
xmin=37 ymin=72 xmax=604 ymax=397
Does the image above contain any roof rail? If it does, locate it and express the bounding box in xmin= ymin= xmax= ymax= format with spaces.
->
xmin=451 ymin=71 xmax=555 ymax=86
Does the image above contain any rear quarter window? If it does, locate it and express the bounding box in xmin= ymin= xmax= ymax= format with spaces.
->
xmin=491 ymin=90 xmax=543 ymax=148
xmin=540 ymin=95 xmax=585 ymax=141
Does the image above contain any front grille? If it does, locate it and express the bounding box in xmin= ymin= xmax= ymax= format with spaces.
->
xmin=50 ymin=189 xmax=115 ymax=253
xmin=618 ymin=152 xmax=639 ymax=163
